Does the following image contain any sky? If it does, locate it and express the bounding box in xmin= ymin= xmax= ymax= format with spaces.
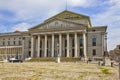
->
xmin=0 ymin=0 xmax=120 ymax=51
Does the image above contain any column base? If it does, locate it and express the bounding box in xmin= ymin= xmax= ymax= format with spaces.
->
xmin=84 ymin=57 xmax=88 ymax=62
xmin=56 ymin=57 xmax=60 ymax=63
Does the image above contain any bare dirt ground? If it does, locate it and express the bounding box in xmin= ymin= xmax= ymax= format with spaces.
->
xmin=0 ymin=62 xmax=119 ymax=80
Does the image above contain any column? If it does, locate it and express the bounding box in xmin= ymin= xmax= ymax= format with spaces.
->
xmin=37 ymin=35 xmax=40 ymax=57
xmin=51 ymin=34 xmax=54 ymax=57
xmin=22 ymin=37 xmax=26 ymax=59
xmin=67 ymin=33 xmax=69 ymax=57
xmin=59 ymin=34 xmax=62 ymax=56
xmin=83 ymin=32 xmax=87 ymax=60
xmin=74 ymin=32 xmax=78 ymax=57
xmin=31 ymin=36 xmax=34 ymax=58
xmin=44 ymin=34 xmax=47 ymax=57
xmin=102 ymin=33 xmax=104 ymax=56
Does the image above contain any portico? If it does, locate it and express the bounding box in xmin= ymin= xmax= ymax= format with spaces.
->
xmin=30 ymin=30 xmax=87 ymax=59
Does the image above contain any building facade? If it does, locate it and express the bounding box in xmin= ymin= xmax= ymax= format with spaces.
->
xmin=0 ymin=10 xmax=107 ymax=60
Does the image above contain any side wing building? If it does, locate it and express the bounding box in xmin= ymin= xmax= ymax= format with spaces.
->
xmin=0 ymin=10 xmax=107 ymax=60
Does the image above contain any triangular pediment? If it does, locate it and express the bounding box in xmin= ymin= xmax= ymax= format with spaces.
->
xmin=45 ymin=10 xmax=89 ymax=22
xmin=29 ymin=10 xmax=92 ymax=30
xmin=45 ymin=10 xmax=91 ymax=27
xmin=30 ymin=18 xmax=82 ymax=30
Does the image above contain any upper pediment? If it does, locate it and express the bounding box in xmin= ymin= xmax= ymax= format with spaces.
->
xmin=45 ymin=10 xmax=89 ymax=21
xmin=29 ymin=10 xmax=92 ymax=31
xmin=29 ymin=18 xmax=82 ymax=30
xmin=45 ymin=10 xmax=92 ymax=27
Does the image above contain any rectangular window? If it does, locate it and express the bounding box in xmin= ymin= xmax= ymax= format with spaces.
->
xmin=8 ymin=41 xmax=10 ymax=46
xmin=72 ymin=39 xmax=74 ymax=47
xmin=13 ymin=41 xmax=15 ymax=45
xmin=80 ymin=38 xmax=83 ymax=47
xmin=3 ymin=42 xmax=5 ymax=46
xmin=47 ymin=40 xmax=48 ymax=48
xmin=65 ymin=39 xmax=67 ymax=47
xmin=19 ymin=41 xmax=22 ymax=45
xmin=92 ymin=38 xmax=96 ymax=46
xmin=72 ymin=49 xmax=74 ymax=57
xmin=80 ymin=48 xmax=84 ymax=57
xmin=40 ymin=41 xmax=42 ymax=48
xmin=93 ymin=49 xmax=96 ymax=56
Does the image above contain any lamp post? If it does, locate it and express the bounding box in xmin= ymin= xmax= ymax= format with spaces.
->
xmin=5 ymin=45 xmax=8 ymax=62
xmin=56 ymin=43 xmax=60 ymax=63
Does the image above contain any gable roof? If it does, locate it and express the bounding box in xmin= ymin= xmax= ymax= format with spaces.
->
xmin=45 ymin=10 xmax=89 ymax=21
xmin=29 ymin=10 xmax=92 ymax=30
xmin=29 ymin=17 xmax=84 ymax=30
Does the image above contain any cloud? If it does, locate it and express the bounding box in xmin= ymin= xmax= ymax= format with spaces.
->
xmin=11 ymin=23 xmax=32 ymax=32
xmin=91 ymin=0 xmax=120 ymax=50
xmin=108 ymin=28 xmax=120 ymax=50
xmin=0 ymin=0 xmax=101 ymax=22
xmin=0 ymin=24 xmax=8 ymax=33
xmin=68 ymin=0 xmax=99 ymax=7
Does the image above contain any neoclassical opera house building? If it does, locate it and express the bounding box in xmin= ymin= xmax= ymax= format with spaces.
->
xmin=0 ymin=10 xmax=107 ymax=60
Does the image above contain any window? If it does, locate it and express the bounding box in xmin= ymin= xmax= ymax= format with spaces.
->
xmin=72 ymin=49 xmax=74 ymax=57
xmin=92 ymin=30 xmax=96 ymax=32
xmin=65 ymin=49 xmax=67 ymax=57
xmin=19 ymin=41 xmax=22 ymax=45
xmin=40 ymin=41 xmax=42 ymax=48
xmin=65 ymin=39 xmax=67 ymax=47
xmin=80 ymin=38 xmax=83 ymax=47
xmin=47 ymin=40 xmax=48 ymax=48
xmin=92 ymin=37 xmax=96 ymax=46
xmin=72 ymin=39 xmax=74 ymax=47
xmin=55 ymin=22 xmax=58 ymax=27
xmin=61 ymin=24 xmax=63 ymax=27
xmin=3 ymin=41 xmax=5 ymax=46
xmin=93 ymin=49 xmax=96 ymax=56
xmin=80 ymin=48 xmax=84 ymax=57
xmin=13 ymin=41 xmax=16 ymax=45
xmin=119 ymin=45 xmax=120 ymax=50
xmin=8 ymin=41 xmax=10 ymax=46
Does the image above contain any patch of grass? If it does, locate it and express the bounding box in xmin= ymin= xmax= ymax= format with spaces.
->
xmin=2 ymin=77 xmax=28 ymax=80
xmin=100 ymin=68 xmax=112 ymax=74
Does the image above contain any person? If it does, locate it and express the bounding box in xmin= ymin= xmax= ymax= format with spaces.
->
xmin=111 ymin=59 xmax=114 ymax=67
xmin=98 ymin=61 xmax=101 ymax=66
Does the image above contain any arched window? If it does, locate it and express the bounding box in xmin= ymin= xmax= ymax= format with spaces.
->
xmin=92 ymin=37 xmax=96 ymax=46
